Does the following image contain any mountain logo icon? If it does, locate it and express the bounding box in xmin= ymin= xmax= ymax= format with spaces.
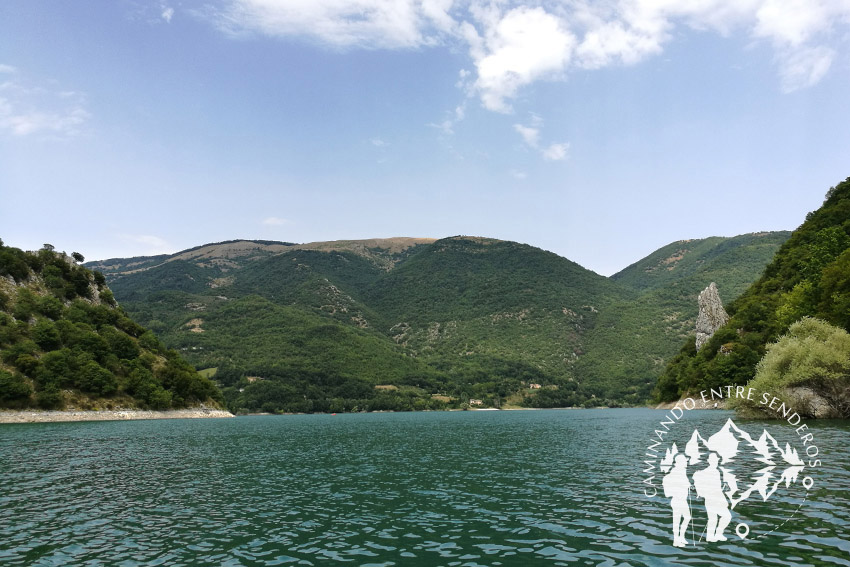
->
xmin=658 ymin=418 xmax=808 ymax=547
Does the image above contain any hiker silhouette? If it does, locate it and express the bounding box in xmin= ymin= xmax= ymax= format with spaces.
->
xmin=662 ymin=453 xmax=692 ymax=547
xmin=693 ymin=452 xmax=732 ymax=542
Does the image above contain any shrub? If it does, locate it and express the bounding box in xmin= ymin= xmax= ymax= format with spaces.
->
xmin=77 ymin=361 xmax=118 ymax=396
xmin=33 ymin=320 xmax=62 ymax=351
xmin=0 ymin=370 xmax=32 ymax=402
xmin=734 ymin=317 xmax=850 ymax=418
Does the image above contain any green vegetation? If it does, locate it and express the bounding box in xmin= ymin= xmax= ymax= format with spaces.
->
xmin=92 ymin=231 xmax=786 ymax=413
xmin=0 ymin=240 xmax=223 ymax=410
xmin=575 ymin=232 xmax=791 ymax=401
xmin=731 ymin=318 xmax=850 ymax=418
xmin=656 ymin=177 xmax=850 ymax=402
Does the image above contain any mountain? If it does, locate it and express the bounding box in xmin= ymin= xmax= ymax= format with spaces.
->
xmin=612 ymin=232 xmax=793 ymax=298
xmin=97 ymin=236 xmax=628 ymax=411
xmin=0 ymin=240 xmax=223 ymax=411
xmin=578 ymin=232 xmax=791 ymax=399
xmin=656 ymin=177 xmax=850 ymax=402
xmin=83 ymin=230 xmax=788 ymax=413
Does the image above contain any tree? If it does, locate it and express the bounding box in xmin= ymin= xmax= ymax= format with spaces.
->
xmin=734 ymin=318 xmax=850 ymax=418
xmin=0 ymin=370 xmax=32 ymax=402
xmin=33 ymin=320 xmax=62 ymax=351
xmin=72 ymin=252 xmax=85 ymax=263
xmin=77 ymin=361 xmax=118 ymax=396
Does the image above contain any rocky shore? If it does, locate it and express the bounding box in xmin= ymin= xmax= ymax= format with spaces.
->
xmin=0 ymin=407 xmax=234 ymax=424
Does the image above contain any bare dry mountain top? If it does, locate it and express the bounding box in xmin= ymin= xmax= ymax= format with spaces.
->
xmin=89 ymin=238 xmax=437 ymax=276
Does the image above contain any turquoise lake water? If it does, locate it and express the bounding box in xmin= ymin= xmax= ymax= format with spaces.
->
xmin=1 ymin=409 xmax=847 ymax=566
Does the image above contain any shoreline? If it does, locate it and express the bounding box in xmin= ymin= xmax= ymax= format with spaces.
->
xmin=0 ymin=405 xmax=726 ymax=424
xmin=0 ymin=408 xmax=235 ymax=424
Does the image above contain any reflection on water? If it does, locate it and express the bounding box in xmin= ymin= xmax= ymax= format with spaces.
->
xmin=0 ymin=409 xmax=847 ymax=566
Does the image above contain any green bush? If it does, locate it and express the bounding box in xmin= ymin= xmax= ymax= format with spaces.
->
xmin=0 ymin=370 xmax=32 ymax=402
xmin=77 ymin=361 xmax=118 ymax=396
xmin=36 ymin=384 xmax=64 ymax=409
xmin=734 ymin=318 xmax=850 ymax=418
xmin=33 ymin=320 xmax=62 ymax=351
xmin=37 ymin=295 xmax=64 ymax=320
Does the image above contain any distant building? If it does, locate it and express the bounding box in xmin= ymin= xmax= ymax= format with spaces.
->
xmin=469 ymin=399 xmax=483 ymax=406
xmin=529 ymin=383 xmax=542 ymax=389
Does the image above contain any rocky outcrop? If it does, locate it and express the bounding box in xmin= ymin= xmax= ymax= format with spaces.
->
xmin=695 ymin=282 xmax=729 ymax=351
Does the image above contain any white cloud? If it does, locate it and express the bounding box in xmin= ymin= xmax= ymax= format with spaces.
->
xmin=754 ymin=0 xmax=832 ymax=47
xmin=429 ymin=118 xmax=455 ymax=135
xmin=467 ymin=6 xmax=575 ymax=113
xmin=0 ymin=77 xmax=90 ymax=138
xmin=777 ymin=45 xmax=834 ymax=92
xmin=162 ymin=5 xmax=175 ymax=23
xmin=262 ymin=216 xmax=288 ymax=226
xmin=0 ymin=106 xmax=90 ymax=136
xmin=542 ymin=142 xmax=569 ymax=161
xmin=0 ymin=64 xmax=17 ymax=74
xmin=210 ymin=0 xmax=850 ymax=110
xmin=428 ymin=102 xmax=466 ymax=136
xmin=513 ymin=123 xmax=540 ymax=147
xmin=214 ymin=0 xmax=456 ymax=49
xmin=370 ymin=137 xmax=387 ymax=147
xmin=513 ymin=114 xmax=567 ymax=161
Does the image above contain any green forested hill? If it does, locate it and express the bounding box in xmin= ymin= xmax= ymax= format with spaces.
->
xmin=656 ymin=177 xmax=850 ymax=401
xmin=87 ymin=230 xmax=787 ymax=413
xmin=0 ymin=241 xmax=223 ymax=410
xmin=578 ymin=232 xmax=792 ymax=399
xmin=612 ymin=232 xmax=793 ymax=297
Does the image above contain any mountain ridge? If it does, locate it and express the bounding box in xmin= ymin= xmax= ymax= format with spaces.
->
xmin=84 ymin=231 xmax=790 ymax=412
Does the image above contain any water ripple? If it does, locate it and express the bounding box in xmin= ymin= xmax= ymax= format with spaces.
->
xmin=0 ymin=410 xmax=847 ymax=566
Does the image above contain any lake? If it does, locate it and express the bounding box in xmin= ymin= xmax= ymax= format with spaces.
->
xmin=0 ymin=409 xmax=847 ymax=566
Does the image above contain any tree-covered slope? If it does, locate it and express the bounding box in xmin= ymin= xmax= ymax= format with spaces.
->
xmin=361 ymin=236 xmax=633 ymax=405
xmin=579 ymin=232 xmax=792 ymax=400
xmin=89 ymin=231 xmax=788 ymax=412
xmin=612 ymin=232 xmax=792 ymax=296
xmin=656 ymin=177 xmax=850 ymax=401
xmin=0 ymin=240 xmax=223 ymax=410
xmin=96 ymin=237 xmax=632 ymax=409
xmin=179 ymin=295 xmax=448 ymax=414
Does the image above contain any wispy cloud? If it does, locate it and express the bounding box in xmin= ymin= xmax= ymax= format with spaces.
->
xmin=0 ymin=64 xmax=17 ymax=74
xmin=541 ymin=142 xmax=569 ymax=161
xmin=161 ymin=4 xmax=175 ymax=23
xmin=208 ymin=1 xmax=850 ymax=107
xmin=0 ymin=72 xmax=90 ymax=138
xmin=514 ymin=114 xmax=568 ymax=161
xmin=513 ymin=123 xmax=540 ymax=148
xmin=462 ymin=0 xmax=850 ymax=110
xmin=428 ymin=102 xmax=466 ymax=136
xmin=262 ymin=216 xmax=288 ymax=226
xmin=211 ymin=0 xmax=457 ymax=49
xmin=776 ymin=45 xmax=834 ymax=92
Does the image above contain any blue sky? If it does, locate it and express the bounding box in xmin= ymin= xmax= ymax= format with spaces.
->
xmin=1 ymin=1 xmax=849 ymax=276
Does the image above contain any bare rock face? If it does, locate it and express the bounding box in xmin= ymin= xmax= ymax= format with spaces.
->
xmin=695 ymin=282 xmax=729 ymax=351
